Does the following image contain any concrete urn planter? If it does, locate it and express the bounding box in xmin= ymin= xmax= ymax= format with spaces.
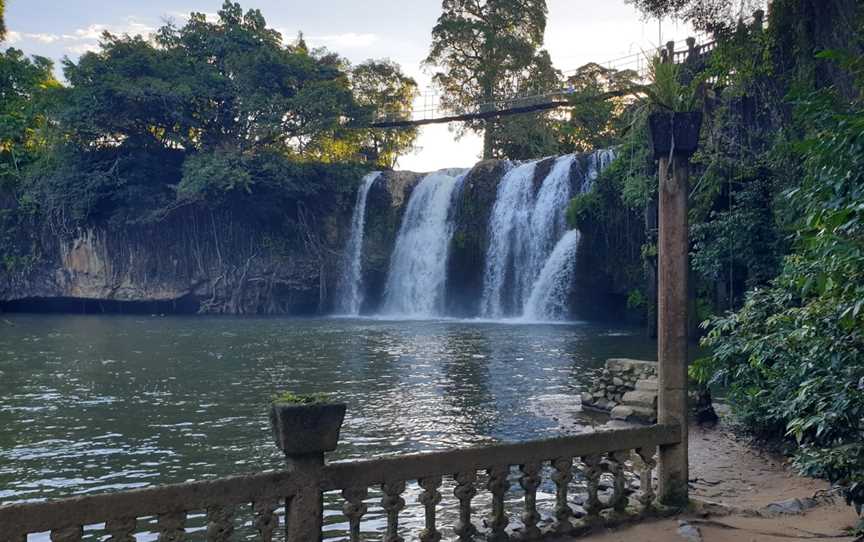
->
xmin=269 ymin=401 xmax=347 ymax=455
xmin=648 ymin=111 xmax=703 ymax=159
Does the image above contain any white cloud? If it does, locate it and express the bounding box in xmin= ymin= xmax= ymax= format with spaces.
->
xmin=65 ymin=42 xmax=101 ymax=56
xmin=70 ymin=24 xmax=108 ymax=41
xmin=27 ymin=33 xmax=62 ymax=44
xmin=306 ymin=32 xmax=379 ymax=49
xmin=164 ymin=11 xmax=220 ymax=24
xmin=8 ymin=18 xmax=157 ymax=58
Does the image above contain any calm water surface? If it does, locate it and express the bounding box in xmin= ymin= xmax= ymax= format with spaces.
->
xmin=0 ymin=315 xmax=654 ymax=537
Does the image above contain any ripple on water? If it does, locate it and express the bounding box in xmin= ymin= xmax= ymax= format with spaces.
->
xmin=0 ymin=314 xmax=655 ymax=534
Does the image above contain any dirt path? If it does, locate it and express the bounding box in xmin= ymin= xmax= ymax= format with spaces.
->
xmin=570 ymin=422 xmax=860 ymax=541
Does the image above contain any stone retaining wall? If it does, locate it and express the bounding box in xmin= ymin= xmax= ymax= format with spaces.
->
xmin=581 ymin=358 xmax=658 ymax=413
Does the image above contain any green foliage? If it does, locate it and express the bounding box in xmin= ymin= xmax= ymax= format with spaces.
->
xmin=691 ymin=175 xmax=783 ymax=292
xmin=5 ymin=1 xmax=414 ymax=231
xmin=487 ymin=50 xmax=562 ymax=160
xmin=625 ymin=0 xmax=766 ymax=32
xmin=557 ymin=63 xmax=639 ymax=153
xmin=272 ymin=391 xmax=331 ymax=405
xmin=351 ymin=59 xmax=419 ymax=168
xmin=702 ymin=51 xmax=864 ymax=519
xmin=565 ymin=191 xmax=602 ymax=231
xmin=626 ymin=288 xmax=647 ymax=310
xmin=564 ymin=155 xmax=647 ymax=316
xmin=645 ymin=55 xmax=704 ymax=112
xmin=424 ymin=0 xmax=551 ymax=158
xmin=0 ymin=48 xmax=59 ymax=189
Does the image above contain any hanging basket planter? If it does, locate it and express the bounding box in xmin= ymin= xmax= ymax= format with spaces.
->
xmin=648 ymin=111 xmax=703 ymax=159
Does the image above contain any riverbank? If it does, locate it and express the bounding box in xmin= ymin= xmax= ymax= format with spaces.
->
xmin=569 ymin=422 xmax=861 ymax=541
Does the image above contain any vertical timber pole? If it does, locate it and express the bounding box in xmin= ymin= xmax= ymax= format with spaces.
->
xmin=657 ymin=41 xmax=690 ymax=508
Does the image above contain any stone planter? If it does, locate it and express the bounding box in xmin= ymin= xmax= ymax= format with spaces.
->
xmin=648 ymin=111 xmax=703 ymax=159
xmin=269 ymin=402 xmax=347 ymax=455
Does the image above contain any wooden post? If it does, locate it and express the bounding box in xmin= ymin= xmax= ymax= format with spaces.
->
xmin=656 ymin=152 xmax=690 ymax=507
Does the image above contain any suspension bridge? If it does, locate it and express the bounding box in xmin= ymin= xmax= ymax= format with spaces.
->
xmin=370 ymin=34 xmax=721 ymax=129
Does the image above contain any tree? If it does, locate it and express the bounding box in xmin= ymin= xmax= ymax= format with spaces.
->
xmin=424 ymin=0 xmax=549 ymax=159
xmin=555 ymin=63 xmax=638 ymax=153
xmin=626 ymin=0 xmax=766 ymax=32
xmin=0 ymin=48 xmax=58 ymax=188
xmin=39 ymin=1 xmax=370 ymax=225
xmin=487 ymin=50 xmax=562 ymax=159
xmin=0 ymin=0 xmax=6 ymax=42
xmin=350 ymin=59 xmax=419 ymax=168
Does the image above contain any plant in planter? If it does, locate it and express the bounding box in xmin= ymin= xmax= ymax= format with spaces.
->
xmin=269 ymin=392 xmax=347 ymax=456
xmin=644 ymin=55 xmax=704 ymax=159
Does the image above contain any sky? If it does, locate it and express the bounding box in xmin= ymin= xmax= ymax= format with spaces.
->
xmin=4 ymin=0 xmax=695 ymax=171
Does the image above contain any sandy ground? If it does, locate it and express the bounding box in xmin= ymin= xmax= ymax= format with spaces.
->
xmin=566 ymin=422 xmax=861 ymax=541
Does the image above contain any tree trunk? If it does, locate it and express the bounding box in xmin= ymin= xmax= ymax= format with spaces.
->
xmin=482 ymin=123 xmax=494 ymax=160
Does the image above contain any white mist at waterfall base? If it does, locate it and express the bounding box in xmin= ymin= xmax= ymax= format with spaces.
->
xmin=522 ymin=230 xmax=582 ymax=322
xmin=335 ymin=172 xmax=381 ymax=315
xmin=381 ymin=171 xmax=463 ymax=318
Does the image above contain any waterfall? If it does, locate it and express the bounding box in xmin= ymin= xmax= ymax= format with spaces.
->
xmin=479 ymin=160 xmax=537 ymax=318
xmin=480 ymin=149 xmax=616 ymax=320
xmin=522 ymin=230 xmax=581 ymax=321
xmin=581 ymin=148 xmax=616 ymax=193
xmin=528 ymin=154 xmax=576 ymax=296
xmin=336 ymin=172 xmax=381 ymax=315
xmin=381 ymin=171 xmax=464 ymax=317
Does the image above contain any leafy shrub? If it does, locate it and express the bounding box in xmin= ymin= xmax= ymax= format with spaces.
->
xmin=701 ymin=50 xmax=864 ymax=525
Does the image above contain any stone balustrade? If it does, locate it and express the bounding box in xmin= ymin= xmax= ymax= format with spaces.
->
xmin=0 ymin=419 xmax=682 ymax=541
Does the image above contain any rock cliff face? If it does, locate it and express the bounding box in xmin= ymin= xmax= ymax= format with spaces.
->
xmin=446 ymin=160 xmax=510 ymax=316
xmin=358 ymin=171 xmax=425 ymax=313
xmin=0 ymin=171 xmax=424 ymax=315
xmin=1 ymin=208 xmax=330 ymax=314
xmin=1 ymin=157 xmax=632 ymax=317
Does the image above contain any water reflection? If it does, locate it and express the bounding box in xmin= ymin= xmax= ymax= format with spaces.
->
xmin=0 ymin=314 xmax=655 ymax=537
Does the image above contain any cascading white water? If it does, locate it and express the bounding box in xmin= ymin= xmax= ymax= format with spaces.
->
xmin=381 ymin=171 xmax=463 ymax=317
xmin=581 ymin=148 xmax=616 ymax=194
xmin=528 ymin=154 xmax=576 ymax=297
xmin=479 ymin=160 xmax=536 ymax=318
xmin=336 ymin=172 xmax=381 ymax=315
xmin=480 ymin=149 xmax=616 ymax=320
xmin=522 ymin=230 xmax=582 ymax=321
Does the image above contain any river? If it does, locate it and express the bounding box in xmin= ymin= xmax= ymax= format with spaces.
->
xmin=0 ymin=314 xmax=654 ymax=538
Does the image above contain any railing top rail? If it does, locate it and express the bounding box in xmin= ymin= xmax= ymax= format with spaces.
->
xmin=322 ymin=423 xmax=680 ymax=490
xmin=0 ymin=469 xmax=299 ymax=534
xmin=0 ymin=423 xmax=682 ymax=535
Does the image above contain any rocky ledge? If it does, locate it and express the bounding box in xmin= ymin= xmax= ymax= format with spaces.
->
xmin=581 ymin=358 xmax=658 ymax=423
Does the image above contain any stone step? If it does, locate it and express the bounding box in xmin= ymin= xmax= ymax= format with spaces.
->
xmin=635 ymin=378 xmax=659 ymax=391
xmin=610 ymin=405 xmax=657 ymax=423
xmin=621 ymin=390 xmax=658 ymax=408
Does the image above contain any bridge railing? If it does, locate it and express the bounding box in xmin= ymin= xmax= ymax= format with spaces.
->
xmin=375 ymin=8 xmax=769 ymax=126
xmin=0 ymin=418 xmax=682 ymax=541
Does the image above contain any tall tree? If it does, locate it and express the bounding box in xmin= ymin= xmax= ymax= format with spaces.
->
xmin=487 ymin=50 xmax=561 ymax=159
xmin=350 ymin=59 xmax=419 ymax=168
xmin=555 ymin=63 xmax=638 ymax=153
xmin=0 ymin=49 xmax=58 ymax=188
xmin=35 ymin=1 xmax=370 ymax=225
xmin=424 ymin=0 xmax=549 ymax=159
xmin=625 ymin=0 xmax=766 ymax=32
xmin=0 ymin=0 xmax=6 ymax=42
